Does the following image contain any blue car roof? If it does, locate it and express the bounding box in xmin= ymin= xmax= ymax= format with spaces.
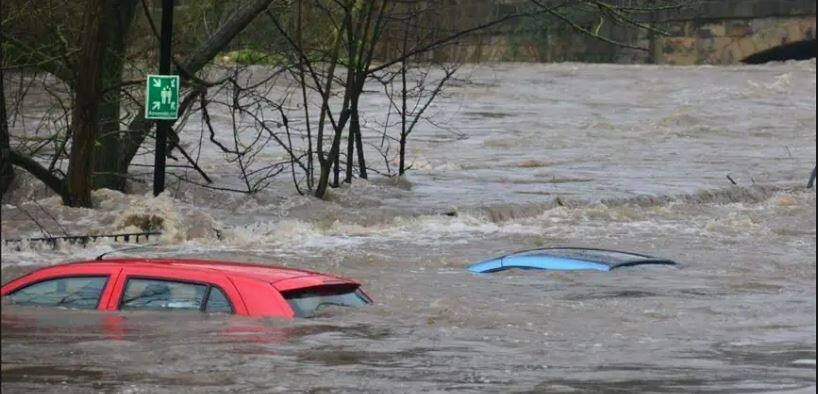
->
xmin=468 ymin=247 xmax=677 ymax=273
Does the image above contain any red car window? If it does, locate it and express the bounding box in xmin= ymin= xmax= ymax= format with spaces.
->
xmin=4 ymin=276 xmax=108 ymax=310
xmin=121 ymin=278 xmax=207 ymax=311
xmin=119 ymin=277 xmax=235 ymax=314
xmin=204 ymin=287 xmax=232 ymax=313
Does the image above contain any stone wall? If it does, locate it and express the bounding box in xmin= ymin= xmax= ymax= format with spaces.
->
xmin=656 ymin=14 xmax=815 ymax=64
xmin=436 ymin=0 xmax=816 ymax=64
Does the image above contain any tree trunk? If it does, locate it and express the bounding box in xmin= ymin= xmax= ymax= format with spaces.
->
xmin=316 ymin=125 xmax=345 ymax=198
xmin=352 ymin=91 xmax=367 ymax=179
xmin=399 ymin=135 xmax=407 ymax=176
xmin=399 ymin=57 xmax=407 ymax=176
xmin=65 ymin=0 xmax=108 ymax=207
xmin=315 ymin=105 xmax=352 ymax=198
xmin=345 ymin=116 xmax=355 ymax=183
xmin=332 ymin=149 xmax=340 ymax=187
xmin=0 ymin=40 xmax=15 ymax=197
xmin=93 ymin=0 xmax=139 ymax=191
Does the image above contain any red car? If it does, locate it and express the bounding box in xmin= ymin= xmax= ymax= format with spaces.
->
xmin=0 ymin=258 xmax=371 ymax=318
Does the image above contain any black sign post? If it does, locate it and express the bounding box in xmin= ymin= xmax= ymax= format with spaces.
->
xmin=153 ymin=0 xmax=175 ymax=196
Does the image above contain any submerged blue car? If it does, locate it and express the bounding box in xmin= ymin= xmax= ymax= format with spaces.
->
xmin=467 ymin=248 xmax=677 ymax=273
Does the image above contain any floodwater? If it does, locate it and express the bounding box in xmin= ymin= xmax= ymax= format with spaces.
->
xmin=2 ymin=61 xmax=816 ymax=393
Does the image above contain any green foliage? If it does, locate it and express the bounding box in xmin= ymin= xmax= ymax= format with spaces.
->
xmin=218 ymin=48 xmax=284 ymax=65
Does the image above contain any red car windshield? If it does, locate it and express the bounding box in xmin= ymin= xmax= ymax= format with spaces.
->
xmin=283 ymin=286 xmax=370 ymax=318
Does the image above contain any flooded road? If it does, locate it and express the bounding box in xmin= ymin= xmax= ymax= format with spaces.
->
xmin=2 ymin=61 xmax=816 ymax=392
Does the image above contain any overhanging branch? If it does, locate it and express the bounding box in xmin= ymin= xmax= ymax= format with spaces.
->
xmin=8 ymin=149 xmax=66 ymax=197
xmin=1 ymin=33 xmax=76 ymax=84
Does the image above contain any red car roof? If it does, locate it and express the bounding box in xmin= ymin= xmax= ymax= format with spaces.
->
xmin=35 ymin=258 xmax=354 ymax=286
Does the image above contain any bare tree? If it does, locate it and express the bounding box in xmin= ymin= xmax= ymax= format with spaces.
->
xmin=374 ymin=63 xmax=458 ymax=176
xmin=267 ymin=0 xmax=545 ymax=198
xmin=3 ymin=0 xmax=278 ymax=206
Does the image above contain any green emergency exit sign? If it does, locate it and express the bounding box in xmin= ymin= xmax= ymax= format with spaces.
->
xmin=145 ymin=74 xmax=180 ymax=120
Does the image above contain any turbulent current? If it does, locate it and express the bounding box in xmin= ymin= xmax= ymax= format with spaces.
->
xmin=1 ymin=62 xmax=816 ymax=393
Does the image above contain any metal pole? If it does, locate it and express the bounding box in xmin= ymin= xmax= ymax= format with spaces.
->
xmin=153 ymin=0 xmax=175 ymax=196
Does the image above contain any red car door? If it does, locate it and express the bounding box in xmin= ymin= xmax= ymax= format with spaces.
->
xmin=1 ymin=265 xmax=122 ymax=311
xmin=105 ymin=266 xmax=247 ymax=315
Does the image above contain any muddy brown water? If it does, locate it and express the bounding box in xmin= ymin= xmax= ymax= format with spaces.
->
xmin=2 ymin=62 xmax=816 ymax=393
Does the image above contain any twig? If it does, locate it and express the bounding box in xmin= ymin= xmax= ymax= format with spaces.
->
xmin=15 ymin=204 xmax=52 ymax=238
xmin=168 ymin=128 xmax=213 ymax=184
xmin=31 ymin=199 xmax=69 ymax=236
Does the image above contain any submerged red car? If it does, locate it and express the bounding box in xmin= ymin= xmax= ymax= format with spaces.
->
xmin=0 ymin=258 xmax=371 ymax=318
